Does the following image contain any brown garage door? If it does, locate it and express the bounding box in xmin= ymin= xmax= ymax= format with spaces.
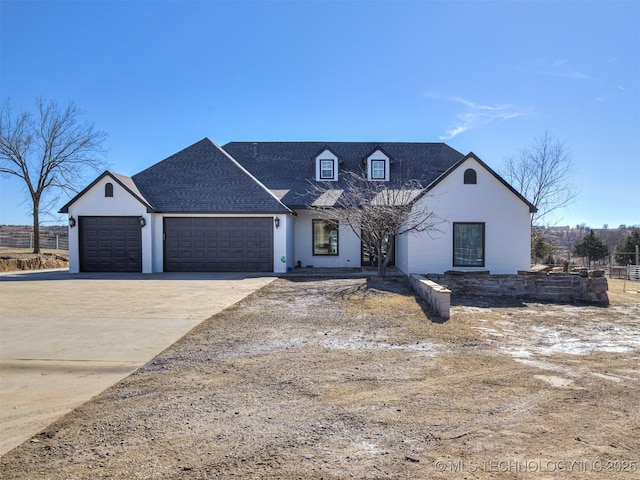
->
xmin=80 ymin=216 xmax=142 ymax=272
xmin=164 ymin=217 xmax=273 ymax=272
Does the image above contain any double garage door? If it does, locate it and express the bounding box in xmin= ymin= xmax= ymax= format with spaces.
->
xmin=80 ymin=216 xmax=142 ymax=272
xmin=79 ymin=216 xmax=273 ymax=273
xmin=164 ymin=217 xmax=273 ymax=272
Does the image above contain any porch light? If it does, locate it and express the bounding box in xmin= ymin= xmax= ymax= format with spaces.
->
xmin=69 ymin=216 xmax=76 ymax=228
xmin=139 ymin=216 xmax=146 ymax=228
xmin=274 ymin=217 xmax=280 ymax=228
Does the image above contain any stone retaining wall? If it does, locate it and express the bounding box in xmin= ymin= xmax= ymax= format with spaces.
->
xmin=423 ymin=271 xmax=609 ymax=305
xmin=0 ymin=255 xmax=69 ymax=272
xmin=409 ymin=274 xmax=451 ymax=319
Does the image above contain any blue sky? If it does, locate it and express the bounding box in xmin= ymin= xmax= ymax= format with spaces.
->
xmin=1 ymin=0 xmax=639 ymax=228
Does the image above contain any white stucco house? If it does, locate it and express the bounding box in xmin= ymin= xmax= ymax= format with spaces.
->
xmin=60 ymin=138 xmax=536 ymax=275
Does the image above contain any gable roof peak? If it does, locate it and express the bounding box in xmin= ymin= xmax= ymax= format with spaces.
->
xmin=427 ymin=151 xmax=537 ymax=213
xmin=313 ymin=145 xmax=341 ymax=159
xmin=131 ymin=137 xmax=292 ymax=214
xmin=59 ymin=170 xmax=153 ymax=213
xmin=363 ymin=145 xmax=394 ymax=162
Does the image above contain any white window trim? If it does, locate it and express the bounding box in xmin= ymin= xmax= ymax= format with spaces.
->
xmin=370 ymin=159 xmax=386 ymax=180
xmin=319 ymin=159 xmax=335 ymax=180
xmin=366 ymin=150 xmax=390 ymax=181
xmin=315 ymin=149 xmax=339 ymax=181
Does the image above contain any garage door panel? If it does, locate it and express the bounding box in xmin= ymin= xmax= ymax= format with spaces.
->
xmin=80 ymin=216 xmax=142 ymax=273
xmin=164 ymin=217 xmax=273 ymax=272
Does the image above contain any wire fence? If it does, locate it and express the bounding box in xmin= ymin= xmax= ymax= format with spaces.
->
xmin=0 ymin=228 xmax=69 ymax=251
xmin=610 ymin=265 xmax=640 ymax=280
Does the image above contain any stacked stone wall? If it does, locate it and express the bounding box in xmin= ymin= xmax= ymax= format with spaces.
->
xmin=423 ymin=271 xmax=608 ymax=305
xmin=0 ymin=254 xmax=69 ymax=272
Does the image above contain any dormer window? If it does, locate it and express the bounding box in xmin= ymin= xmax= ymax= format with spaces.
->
xmin=365 ymin=148 xmax=391 ymax=181
xmin=315 ymin=147 xmax=339 ymax=181
xmin=371 ymin=160 xmax=386 ymax=180
xmin=320 ymin=159 xmax=335 ymax=180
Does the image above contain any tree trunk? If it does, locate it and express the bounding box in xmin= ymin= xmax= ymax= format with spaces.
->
xmin=377 ymin=254 xmax=385 ymax=277
xmin=32 ymin=204 xmax=40 ymax=254
xmin=377 ymin=236 xmax=394 ymax=277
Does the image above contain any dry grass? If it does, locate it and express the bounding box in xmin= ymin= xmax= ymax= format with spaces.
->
xmin=608 ymin=277 xmax=640 ymax=303
xmin=1 ymin=277 xmax=639 ymax=479
xmin=0 ymin=247 xmax=68 ymax=259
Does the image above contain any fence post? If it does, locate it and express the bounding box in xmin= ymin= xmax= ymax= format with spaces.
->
xmin=56 ymin=235 xmax=59 ymax=250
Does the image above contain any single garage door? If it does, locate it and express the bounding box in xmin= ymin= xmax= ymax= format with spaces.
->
xmin=80 ymin=216 xmax=142 ymax=272
xmin=164 ymin=217 xmax=273 ymax=272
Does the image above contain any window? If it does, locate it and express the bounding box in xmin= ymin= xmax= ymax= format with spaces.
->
xmin=464 ymin=168 xmax=477 ymax=184
xmin=371 ymin=159 xmax=386 ymax=180
xmin=315 ymin=148 xmax=339 ymax=181
xmin=365 ymin=148 xmax=390 ymax=181
xmin=320 ymin=160 xmax=335 ymax=180
xmin=313 ymin=219 xmax=339 ymax=255
xmin=105 ymin=182 xmax=114 ymax=197
xmin=453 ymin=223 xmax=485 ymax=267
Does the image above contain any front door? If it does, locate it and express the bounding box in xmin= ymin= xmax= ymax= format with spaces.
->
xmin=361 ymin=235 xmax=394 ymax=267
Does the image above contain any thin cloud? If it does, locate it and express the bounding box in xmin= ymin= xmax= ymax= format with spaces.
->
xmin=430 ymin=95 xmax=529 ymax=140
xmin=518 ymin=58 xmax=594 ymax=80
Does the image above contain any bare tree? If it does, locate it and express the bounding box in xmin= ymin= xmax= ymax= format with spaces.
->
xmin=0 ymin=97 xmax=107 ymax=252
xmin=309 ymin=171 xmax=441 ymax=277
xmin=502 ymin=132 xmax=577 ymax=226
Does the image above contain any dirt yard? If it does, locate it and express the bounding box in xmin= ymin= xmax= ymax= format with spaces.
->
xmin=1 ymin=276 xmax=638 ymax=479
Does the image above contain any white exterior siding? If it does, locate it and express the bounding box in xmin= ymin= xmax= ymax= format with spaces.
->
xmin=151 ymin=213 xmax=163 ymax=273
xmin=273 ymin=214 xmax=288 ymax=273
xmin=398 ymin=157 xmax=532 ymax=275
xmin=284 ymin=214 xmax=295 ymax=272
xmin=66 ymin=176 xmax=151 ymax=273
xmin=293 ymin=209 xmax=361 ymax=268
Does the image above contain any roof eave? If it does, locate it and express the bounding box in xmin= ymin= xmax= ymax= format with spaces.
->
xmin=423 ymin=152 xmax=538 ymax=212
xmin=59 ymin=171 xmax=155 ymax=214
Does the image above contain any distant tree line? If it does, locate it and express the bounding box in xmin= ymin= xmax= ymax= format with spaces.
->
xmin=534 ymin=228 xmax=640 ymax=267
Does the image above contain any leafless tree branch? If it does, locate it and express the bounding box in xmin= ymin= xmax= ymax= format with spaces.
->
xmin=308 ymin=171 xmax=442 ymax=276
xmin=0 ymin=97 xmax=108 ymax=252
xmin=502 ymin=131 xmax=577 ymax=227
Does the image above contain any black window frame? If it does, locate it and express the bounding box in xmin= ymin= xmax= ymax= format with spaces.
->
xmin=453 ymin=222 xmax=485 ymax=267
xmin=312 ymin=219 xmax=339 ymax=256
xmin=105 ymin=182 xmax=114 ymax=197
xmin=370 ymin=159 xmax=386 ymax=180
xmin=319 ymin=159 xmax=335 ymax=180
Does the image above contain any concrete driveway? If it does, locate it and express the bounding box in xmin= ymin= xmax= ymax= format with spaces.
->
xmin=0 ymin=269 xmax=276 ymax=455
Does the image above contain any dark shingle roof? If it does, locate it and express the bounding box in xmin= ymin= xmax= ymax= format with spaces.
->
xmin=222 ymin=141 xmax=465 ymax=207
xmin=132 ymin=138 xmax=291 ymax=214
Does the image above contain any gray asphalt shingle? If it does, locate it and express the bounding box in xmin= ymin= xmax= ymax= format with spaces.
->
xmin=222 ymin=141 xmax=465 ymax=207
xmin=131 ymin=138 xmax=291 ymax=213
